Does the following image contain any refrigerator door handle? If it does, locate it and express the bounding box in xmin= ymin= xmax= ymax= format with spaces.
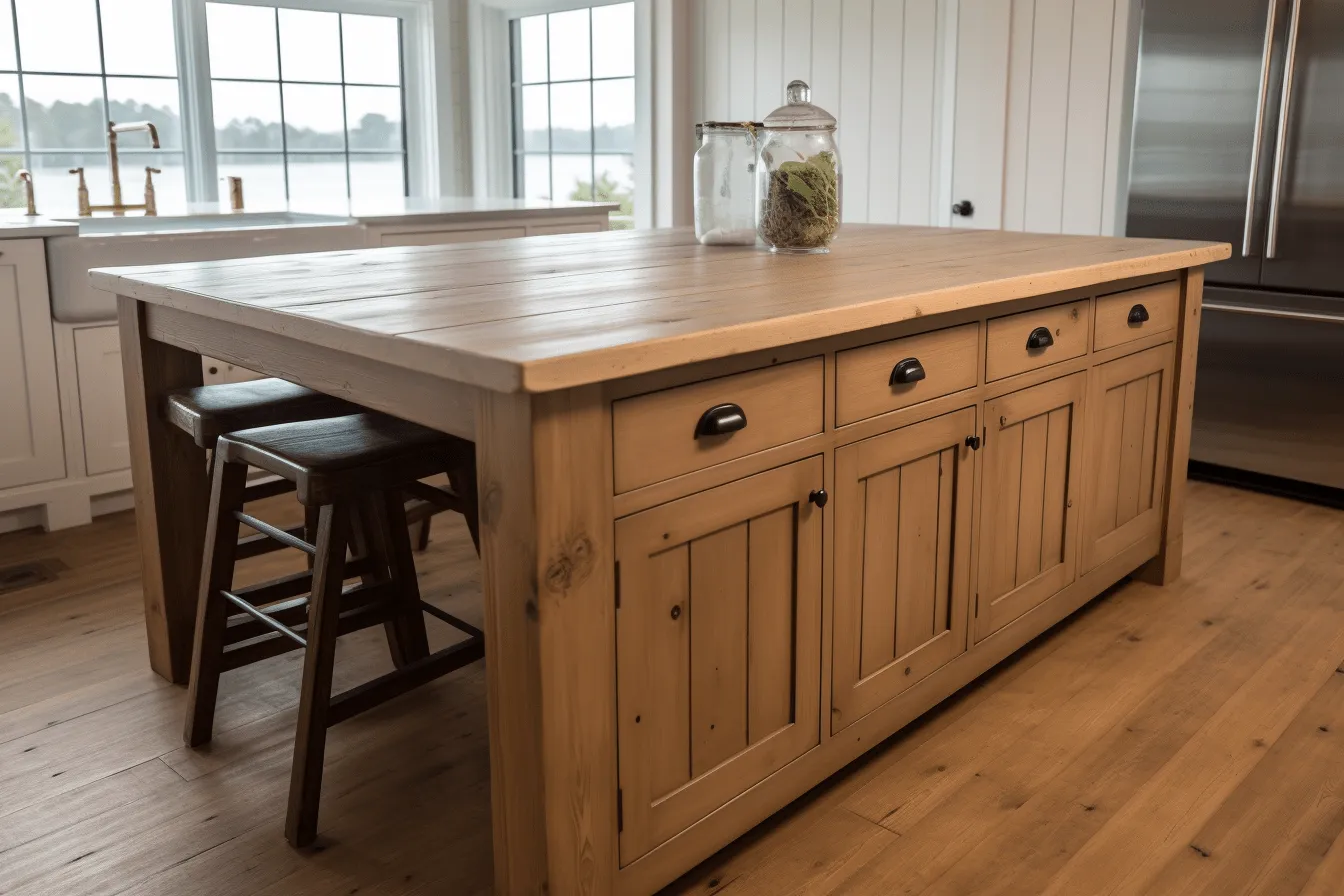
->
xmin=1242 ymin=0 xmax=1280 ymax=258
xmin=1266 ymin=0 xmax=1304 ymax=260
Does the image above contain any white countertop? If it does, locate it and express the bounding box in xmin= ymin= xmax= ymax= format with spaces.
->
xmin=0 ymin=196 xmax=616 ymax=238
xmin=0 ymin=214 xmax=78 ymax=238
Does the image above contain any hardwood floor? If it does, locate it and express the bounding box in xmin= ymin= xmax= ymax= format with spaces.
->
xmin=0 ymin=481 xmax=1341 ymax=895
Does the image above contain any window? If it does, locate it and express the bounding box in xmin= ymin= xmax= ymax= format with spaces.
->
xmin=511 ymin=3 xmax=634 ymax=228
xmin=0 ymin=0 xmax=185 ymax=211
xmin=0 ymin=0 xmax=418 ymax=213
xmin=206 ymin=2 xmax=406 ymax=208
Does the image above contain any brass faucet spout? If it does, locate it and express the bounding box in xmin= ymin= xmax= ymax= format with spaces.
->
xmin=110 ymin=120 xmax=160 ymax=149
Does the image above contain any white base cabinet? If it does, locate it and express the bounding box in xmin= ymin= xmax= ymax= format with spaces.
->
xmin=0 ymin=239 xmax=64 ymax=492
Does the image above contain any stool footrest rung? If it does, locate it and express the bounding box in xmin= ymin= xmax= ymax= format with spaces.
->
xmin=219 ymin=582 xmax=400 ymax=670
xmin=419 ymin=601 xmax=483 ymax=639
xmin=403 ymin=481 xmax=467 ymax=515
xmin=234 ymin=512 xmax=316 ymax=555
xmin=220 ymin=589 xmax=307 ymax=646
xmin=235 ymin=524 xmax=305 ymax=560
xmin=326 ymin=635 xmax=486 ymax=727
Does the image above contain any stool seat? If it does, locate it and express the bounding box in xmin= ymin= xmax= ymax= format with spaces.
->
xmin=166 ymin=379 xmax=357 ymax=448
xmin=217 ymin=413 xmax=473 ymax=506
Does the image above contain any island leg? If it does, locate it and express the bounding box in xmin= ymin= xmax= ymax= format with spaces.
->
xmin=476 ymin=386 xmax=618 ymax=895
xmin=118 ymin=296 xmax=210 ymax=684
xmin=1137 ymin=266 xmax=1205 ymax=586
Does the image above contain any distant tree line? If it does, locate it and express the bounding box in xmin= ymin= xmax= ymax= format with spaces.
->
xmin=0 ymin=92 xmax=402 ymax=153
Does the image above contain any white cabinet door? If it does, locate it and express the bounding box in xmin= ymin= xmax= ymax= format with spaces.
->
xmin=0 ymin=239 xmax=65 ymax=490
xmin=73 ymin=326 xmax=131 ymax=476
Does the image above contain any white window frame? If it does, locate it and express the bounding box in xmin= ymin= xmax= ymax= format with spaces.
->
xmin=171 ymin=0 xmax=439 ymax=203
xmin=470 ymin=0 xmax=651 ymax=225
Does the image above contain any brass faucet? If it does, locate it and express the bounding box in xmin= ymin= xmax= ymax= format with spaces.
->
xmin=71 ymin=120 xmax=162 ymax=216
xmin=222 ymin=175 xmax=244 ymax=211
xmin=14 ymin=169 xmax=35 ymax=215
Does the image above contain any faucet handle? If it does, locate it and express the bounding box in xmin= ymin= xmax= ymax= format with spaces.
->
xmin=68 ymin=166 xmax=84 ymax=176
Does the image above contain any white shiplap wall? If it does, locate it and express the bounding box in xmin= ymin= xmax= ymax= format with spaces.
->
xmin=688 ymin=0 xmax=1138 ymax=236
xmin=691 ymin=0 xmax=955 ymax=226
xmin=995 ymin=0 xmax=1137 ymax=236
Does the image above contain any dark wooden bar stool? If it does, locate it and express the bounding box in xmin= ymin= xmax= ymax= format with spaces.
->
xmin=182 ymin=412 xmax=484 ymax=847
xmin=166 ymin=378 xmax=358 ymax=558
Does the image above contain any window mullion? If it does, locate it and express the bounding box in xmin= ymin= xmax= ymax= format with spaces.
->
xmin=10 ymin=0 xmax=31 ymax=170
xmin=174 ymin=0 xmax=219 ymax=203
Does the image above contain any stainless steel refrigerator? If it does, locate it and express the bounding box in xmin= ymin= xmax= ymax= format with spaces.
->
xmin=1127 ymin=0 xmax=1344 ymax=494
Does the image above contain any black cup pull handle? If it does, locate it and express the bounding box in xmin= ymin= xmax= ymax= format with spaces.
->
xmin=889 ymin=357 xmax=927 ymax=386
xmin=694 ymin=403 xmax=747 ymax=438
xmin=1026 ymin=326 xmax=1054 ymax=350
xmin=1128 ymin=303 xmax=1150 ymax=325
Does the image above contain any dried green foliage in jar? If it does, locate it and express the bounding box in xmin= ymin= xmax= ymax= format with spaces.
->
xmin=756 ymin=79 xmax=842 ymax=254
xmin=759 ymin=150 xmax=839 ymax=251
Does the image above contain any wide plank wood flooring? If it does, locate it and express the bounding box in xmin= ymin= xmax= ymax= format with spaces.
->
xmin=0 ymin=481 xmax=1341 ymax=895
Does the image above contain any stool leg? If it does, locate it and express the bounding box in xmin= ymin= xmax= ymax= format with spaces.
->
xmin=380 ymin=490 xmax=431 ymax=666
xmin=184 ymin=458 xmax=248 ymax=747
xmin=286 ymin=501 xmax=350 ymax=848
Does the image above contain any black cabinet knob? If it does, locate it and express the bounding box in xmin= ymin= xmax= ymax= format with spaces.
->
xmin=889 ymin=357 xmax=927 ymax=386
xmin=809 ymin=488 xmax=829 ymax=508
xmin=965 ymin=435 xmax=982 ymax=451
xmin=1026 ymin=326 xmax=1055 ymax=350
xmin=694 ymin=403 xmax=747 ymax=438
xmin=952 ymin=200 xmax=974 ymax=217
xmin=1128 ymin=303 xmax=1150 ymax=325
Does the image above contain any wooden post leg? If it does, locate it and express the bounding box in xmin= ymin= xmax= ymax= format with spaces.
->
xmin=118 ymin=296 xmax=209 ymax=684
xmin=477 ymin=387 xmax=617 ymax=896
xmin=1137 ymin=266 xmax=1205 ymax=586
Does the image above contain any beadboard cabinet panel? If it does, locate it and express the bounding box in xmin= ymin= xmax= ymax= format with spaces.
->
xmin=614 ymin=457 xmax=823 ymax=865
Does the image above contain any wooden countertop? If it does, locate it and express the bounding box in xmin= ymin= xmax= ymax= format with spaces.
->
xmin=91 ymin=225 xmax=1230 ymax=393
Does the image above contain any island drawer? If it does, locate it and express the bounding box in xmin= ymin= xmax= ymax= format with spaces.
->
xmin=834 ymin=323 xmax=979 ymax=425
xmin=985 ymin=299 xmax=1091 ymax=381
xmin=1093 ymin=280 xmax=1179 ymax=351
xmin=612 ymin=357 xmax=824 ymax=493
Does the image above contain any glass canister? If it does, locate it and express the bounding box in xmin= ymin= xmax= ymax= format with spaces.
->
xmin=693 ymin=122 xmax=759 ymax=246
xmin=756 ymin=80 xmax=841 ymax=253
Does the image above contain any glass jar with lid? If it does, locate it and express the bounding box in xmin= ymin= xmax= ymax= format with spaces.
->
xmin=755 ymin=80 xmax=841 ymax=253
xmin=693 ymin=122 xmax=760 ymax=246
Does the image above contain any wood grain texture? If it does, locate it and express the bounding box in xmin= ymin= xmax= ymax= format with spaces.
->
xmin=985 ymin=298 xmax=1092 ymax=381
xmin=834 ymin=322 xmax=979 ymax=425
xmin=1093 ymin=279 xmax=1179 ymax=351
xmin=1137 ymin=267 xmax=1205 ymax=586
xmin=614 ymin=458 xmax=823 ymax=865
xmin=92 ymin=227 xmax=1228 ymax=393
xmin=117 ymin=296 xmax=210 ymax=683
xmin=612 ymin=357 xmax=823 ymax=493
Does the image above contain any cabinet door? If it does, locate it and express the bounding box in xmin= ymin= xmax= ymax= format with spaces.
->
xmin=1081 ymin=344 xmax=1175 ymax=573
xmin=74 ymin=326 xmax=131 ymax=475
xmin=615 ymin=457 xmax=823 ymax=864
xmin=832 ymin=408 xmax=976 ymax=733
xmin=974 ymin=373 xmax=1085 ymax=643
xmin=0 ymin=240 xmax=64 ymax=489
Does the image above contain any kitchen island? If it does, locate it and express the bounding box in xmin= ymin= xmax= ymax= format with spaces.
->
xmin=92 ymin=225 xmax=1229 ymax=896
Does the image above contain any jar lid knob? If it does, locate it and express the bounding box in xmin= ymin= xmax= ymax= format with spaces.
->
xmin=763 ymin=79 xmax=836 ymax=129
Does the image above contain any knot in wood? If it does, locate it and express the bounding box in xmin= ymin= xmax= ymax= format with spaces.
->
xmin=544 ymin=533 xmax=595 ymax=594
xmin=479 ymin=482 xmax=504 ymax=527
